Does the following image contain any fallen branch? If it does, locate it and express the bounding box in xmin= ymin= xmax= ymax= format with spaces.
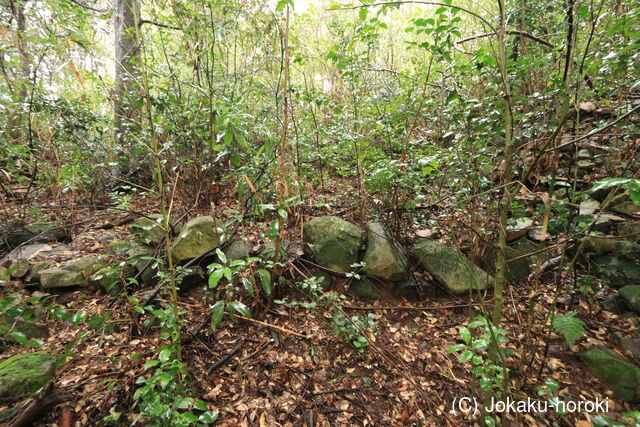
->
xmin=232 ymin=313 xmax=310 ymax=339
xmin=206 ymin=339 xmax=245 ymax=375
xmin=8 ymin=386 xmax=69 ymax=427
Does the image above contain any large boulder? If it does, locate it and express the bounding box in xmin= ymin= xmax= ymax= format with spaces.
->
xmin=580 ymin=346 xmax=640 ymax=402
xmin=303 ymin=216 xmax=363 ymax=273
xmin=619 ymin=285 xmax=640 ymax=314
xmin=172 ymin=216 xmax=224 ymax=263
xmin=413 ymin=239 xmax=493 ymax=294
xmin=0 ymin=351 xmax=57 ymax=398
xmin=362 ymin=222 xmax=406 ymax=281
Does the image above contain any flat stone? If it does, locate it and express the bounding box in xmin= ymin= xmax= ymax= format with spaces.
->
xmin=579 ymin=199 xmax=600 ymax=216
xmin=506 ymin=218 xmax=533 ymax=242
xmin=39 ymin=268 xmax=86 ymax=288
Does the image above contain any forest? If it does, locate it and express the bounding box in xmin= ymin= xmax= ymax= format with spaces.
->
xmin=0 ymin=0 xmax=639 ymax=424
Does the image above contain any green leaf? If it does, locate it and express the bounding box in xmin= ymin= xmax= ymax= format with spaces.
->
xmin=255 ymin=269 xmax=271 ymax=295
xmin=216 ymin=248 xmax=227 ymax=265
xmin=458 ymin=350 xmax=473 ymax=363
xmin=210 ymin=301 xmax=225 ymax=331
xmin=198 ymin=411 xmax=219 ymax=423
xmin=228 ymin=301 xmax=251 ymax=318
xmin=9 ymin=331 xmax=28 ymax=346
xmin=459 ymin=326 xmax=471 ymax=344
xmin=208 ymin=270 xmax=224 ymax=288
xmin=194 ymin=399 xmax=208 ymax=411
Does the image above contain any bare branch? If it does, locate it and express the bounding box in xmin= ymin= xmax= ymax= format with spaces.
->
xmin=457 ymin=30 xmax=556 ymax=48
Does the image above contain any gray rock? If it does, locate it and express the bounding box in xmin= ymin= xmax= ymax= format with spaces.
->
xmin=593 ymin=255 xmax=640 ymax=287
xmin=610 ymin=192 xmax=640 ymax=217
xmin=39 ymin=256 xmax=102 ymax=289
xmin=0 ymin=314 xmax=49 ymax=342
xmin=580 ymin=346 xmax=640 ymax=402
xmin=127 ymin=245 xmax=158 ymax=285
xmin=579 ymin=199 xmax=600 ymax=216
xmin=223 ymin=240 xmax=252 ymax=261
xmin=172 ymin=216 xmax=224 ymax=263
xmin=303 ymin=216 xmax=363 ymax=273
xmin=362 ymin=222 xmax=406 ymax=281
xmin=39 ymin=268 xmax=86 ymax=288
xmin=108 ymin=240 xmax=133 ymax=255
xmin=618 ymin=222 xmax=640 ymax=242
xmin=619 ymin=285 xmax=640 ymax=314
xmin=506 ymin=218 xmax=533 ymax=242
xmin=131 ymin=214 xmax=173 ymax=246
xmin=482 ymin=244 xmax=533 ymax=282
xmin=5 ymin=223 xmax=65 ymax=248
xmin=413 ymin=239 xmax=493 ymax=294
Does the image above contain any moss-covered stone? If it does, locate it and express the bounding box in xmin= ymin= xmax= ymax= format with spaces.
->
xmin=172 ymin=216 xmax=224 ymax=263
xmin=0 ymin=315 xmax=49 ymax=341
xmin=0 ymin=351 xmax=57 ymax=398
xmin=413 ymin=239 xmax=493 ymax=295
xmin=222 ymin=239 xmax=251 ymax=261
xmin=39 ymin=268 xmax=86 ymax=288
xmin=349 ymin=279 xmax=382 ymax=301
xmin=127 ymin=245 xmax=158 ymax=285
xmin=618 ymin=222 xmax=640 ymax=243
xmin=25 ymin=261 xmax=53 ymax=284
xmin=619 ymin=285 xmax=640 ymax=314
xmin=593 ymin=255 xmax=640 ymax=288
xmin=109 ymin=239 xmax=133 ymax=255
xmin=362 ymin=222 xmax=406 ymax=281
xmin=303 ymin=216 xmax=362 ymax=273
xmin=483 ymin=244 xmax=533 ymax=282
xmin=580 ymin=346 xmax=640 ymax=402
xmin=64 ymin=257 xmax=101 ymax=277
xmin=610 ymin=192 xmax=640 ymax=217
xmin=5 ymin=223 xmax=65 ymax=248
xmin=131 ymin=214 xmax=176 ymax=246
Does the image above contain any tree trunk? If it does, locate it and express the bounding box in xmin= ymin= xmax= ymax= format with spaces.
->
xmin=114 ymin=0 xmax=141 ymax=157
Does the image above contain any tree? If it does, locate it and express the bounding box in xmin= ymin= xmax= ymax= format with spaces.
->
xmin=113 ymin=0 xmax=141 ymax=162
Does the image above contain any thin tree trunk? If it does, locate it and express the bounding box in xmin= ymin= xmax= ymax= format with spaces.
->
xmin=114 ymin=0 xmax=141 ymax=159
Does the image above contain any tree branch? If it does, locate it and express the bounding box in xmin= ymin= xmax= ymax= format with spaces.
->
xmin=456 ymin=30 xmax=555 ymax=48
xmin=139 ymin=19 xmax=182 ymax=31
xmin=329 ymin=1 xmax=495 ymax=32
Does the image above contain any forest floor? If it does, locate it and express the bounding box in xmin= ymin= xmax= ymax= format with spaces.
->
xmin=1 ymin=181 xmax=639 ymax=426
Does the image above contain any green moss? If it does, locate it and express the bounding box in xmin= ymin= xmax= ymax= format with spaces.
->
xmin=303 ymin=216 xmax=362 ymax=273
xmin=350 ymin=280 xmax=382 ymax=301
xmin=362 ymin=222 xmax=406 ymax=281
xmin=413 ymin=239 xmax=493 ymax=294
xmin=580 ymin=346 xmax=640 ymax=402
xmin=619 ymin=285 xmax=640 ymax=314
xmin=172 ymin=216 xmax=223 ymax=263
xmin=0 ymin=351 xmax=57 ymax=398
